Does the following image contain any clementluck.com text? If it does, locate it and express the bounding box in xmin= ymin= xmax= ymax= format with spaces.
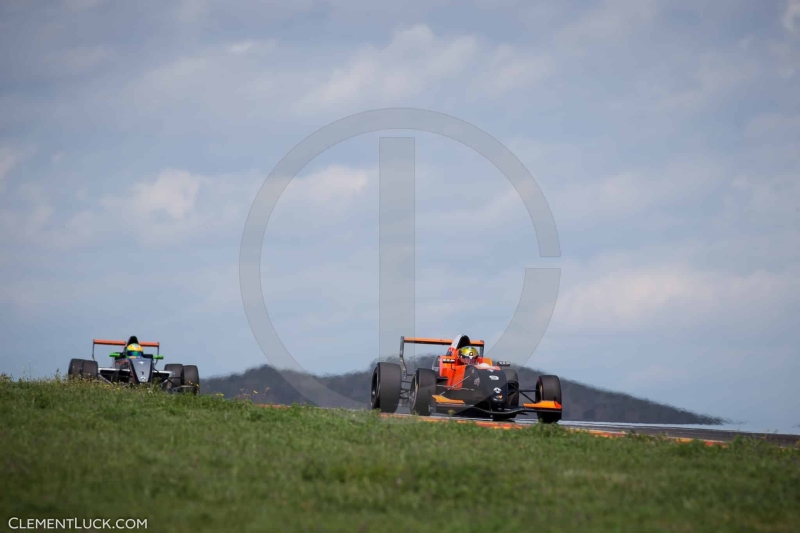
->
xmin=8 ymin=518 xmax=148 ymax=530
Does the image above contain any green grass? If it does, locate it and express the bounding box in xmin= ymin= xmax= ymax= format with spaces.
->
xmin=1 ymin=377 xmax=798 ymax=533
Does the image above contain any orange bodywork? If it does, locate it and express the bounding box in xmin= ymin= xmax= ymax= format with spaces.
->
xmin=432 ymin=395 xmax=464 ymax=405
xmin=437 ymin=355 xmax=498 ymax=389
xmin=93 ymin=339 xmax=160 ymax=348
xmin=523 ymin=401 xmax=562 ymax=411
xmin=404 ymin=337 xmax=485 ymax=347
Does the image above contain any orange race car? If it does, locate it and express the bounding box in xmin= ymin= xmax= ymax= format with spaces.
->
xmin=370 ymin=334 xmax=562 ymax=423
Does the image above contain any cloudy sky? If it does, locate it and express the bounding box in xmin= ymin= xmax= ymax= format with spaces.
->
xmin=1 ymin=0 xmax=798 ymax=431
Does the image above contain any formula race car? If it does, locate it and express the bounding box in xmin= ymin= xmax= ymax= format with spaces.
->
xmin=370 ymin=335 xmax=562 ymax=423
xmin=67 ymin=336 xmax=200 ymax=394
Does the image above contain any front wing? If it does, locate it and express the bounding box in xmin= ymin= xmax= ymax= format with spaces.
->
xmin=96 ymin=368 xmax=196 ymax=392
xmin=97 ymin=368 xmax=171 ymax=386
xmin=432 ymin=394 xmax=562 ymax=417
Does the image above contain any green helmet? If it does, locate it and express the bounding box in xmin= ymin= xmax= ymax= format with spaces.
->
xmin=125 ymin=343 xmax=143 ymax=358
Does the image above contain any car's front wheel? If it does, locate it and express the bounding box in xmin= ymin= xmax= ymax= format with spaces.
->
xmin=536 ymin=375 xmax=562 ymax=424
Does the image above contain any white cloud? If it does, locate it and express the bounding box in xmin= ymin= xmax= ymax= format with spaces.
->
xmin=63 ymin=0 xmax=104 ymax=11
xmin=46 ymin=46 xmax=116 ymax=76
xmin=475 ymin=44 xmax=551 ymax=97
xmin=720 ymin=173 xmax=800 ymax=229
xmin=99 ymin=169 xmax=256 ymax=245
xmin=118 ymin=40 xmax=285 ymax=131
xmin=0 ymin=145 xmax=37 ymax=192
xmin=131 ymin=169 xmax=201 ymax=220
xmin=767 ymin=38 xmax=800 ymax=79
xmin=294 ymin=25 xmax=479 ymax=111
xmin=0 ymin=270 xmax=138 ymax=315
xmin=552 ymin=258 xmax=799 ymax=335
xmin=301 ymin=164 xmax=371 ymax=205
xmin=745 ymin=112 xmax=800 ymax=138
xmin=173 ymin=0 xmax=315 ymax=28
xmin=272 ymin=164 xmax=374 ymax=222
xmin=508 ymin=138 xmax=725 ymax=227
xmin=293 ymin=24 xmax=551 ymax=113
xmin=783 ymin=0 xmax=800 ymax=32
xmin=0 ymin=202 xmax=53 ymax=245
xmin=0 ymin=148 xmax=20 ymax=185
xmin=175 ymin=0 xmax=211 ymax=25
xmin=555 ymin=0 xmax=658 ymax=49
xmin=229 ymin=41 xmax=254 ymax=55
xmin=416 ymin=186 xmax=525 ymax=236
xmin=37 ymin=169 xmax=207 ymax=248
xmin=0 ymin=168 xmax=257 ymax=249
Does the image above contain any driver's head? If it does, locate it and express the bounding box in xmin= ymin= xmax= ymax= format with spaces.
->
xmin=125 ymin=343 xmax=143 ymax=358
xmin=458 ymin=346 xmax=480 ymax=364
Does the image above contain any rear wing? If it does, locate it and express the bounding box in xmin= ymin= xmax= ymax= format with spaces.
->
xmin=92 ymin=339 xmax=160 ymax=360
xmin=398 ymin=335 xmax=485 ymax=376
xmin=402 ymin=337 xmax=485 ymax=347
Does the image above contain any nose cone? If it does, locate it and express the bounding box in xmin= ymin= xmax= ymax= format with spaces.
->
xmin=134 ymin=359 xmax=152 ymax=383
xmin=470 ymin=366 xmax=508 ymax=403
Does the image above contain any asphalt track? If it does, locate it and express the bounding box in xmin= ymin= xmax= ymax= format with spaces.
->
xmin=381 ymin=413 xmax=800 ymax=447
xmin=261 ymin=405 xmax=799 ymax=447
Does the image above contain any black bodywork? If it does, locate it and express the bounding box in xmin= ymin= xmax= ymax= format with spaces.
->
xmin=435 ymin=364 xmax=515 ymax=418
xmin=104 ymin=353 xmax=173 ymax=388
xmin=68 ymin=335 xmax=197 ymax=393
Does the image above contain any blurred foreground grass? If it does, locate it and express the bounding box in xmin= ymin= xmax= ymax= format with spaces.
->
xmin=1 ymin=376 xmax=798 ymax=533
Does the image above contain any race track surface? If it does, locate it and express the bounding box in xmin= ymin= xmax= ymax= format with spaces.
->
xmin=381 ymin=413 xmax=800 ymax=447
xmin=558 ymin=421 xmax=800 ymax=447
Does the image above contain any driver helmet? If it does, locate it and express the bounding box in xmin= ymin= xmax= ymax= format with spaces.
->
xmin=458 ymin=346 xmax=480 ymax=364
xmin=125 ymin=343 xmax=143 ymax=358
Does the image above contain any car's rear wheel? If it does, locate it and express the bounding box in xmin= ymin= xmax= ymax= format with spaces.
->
xmin=182 ymin=365 xmax=200 ymax=395
xmin=536 ymin=375 xmax=562 ymax=424
xmin=80 ymin=360 xmax=98 ymax=380
xmin=410 ymin=368 xmax=436 ymax=416
xmin=164 ymin=364 xmax=184 ymax=392
xmin=68 ymin=359 xmax=83 ymax=380
xmin=370 ymin=362 xmax=402 ymax=413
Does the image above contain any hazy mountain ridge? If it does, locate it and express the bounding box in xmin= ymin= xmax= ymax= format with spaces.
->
xmin=203 ymin=356 xmax=725 ymax=425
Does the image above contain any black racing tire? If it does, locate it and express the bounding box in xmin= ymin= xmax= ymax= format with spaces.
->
xmin=164 ymin=364 xmax=184 ymax=391
xmin=182 ymin=365 xmax=200 ymax=395
xmin=504 ymin=368 xmax=520 ymax=409
xmin=80 ymin=360 xmax=98 ymax=380
xmin=68 ymin=359 xmax=84 ymax=380
xmin=370 ymin=362 xmax=402 ymax=413
xmin=538 ymin=413 xmax=561 ymax=424
xmin=410 ymin=368 xmax=436 ymax=416
xmin=536 ymin=375 xmax=562 ymax=424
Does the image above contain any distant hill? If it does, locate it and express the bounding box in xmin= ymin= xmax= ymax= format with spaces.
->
xmin=202 ymin=356 xmax=725 ymax=425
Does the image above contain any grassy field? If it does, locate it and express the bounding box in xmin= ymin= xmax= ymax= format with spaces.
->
xmin=1 ymin=377 xmax=798 ymax=533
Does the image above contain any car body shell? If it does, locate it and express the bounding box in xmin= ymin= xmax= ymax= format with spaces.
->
xmin=400 ymin=334 xmax=562 ymax=419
